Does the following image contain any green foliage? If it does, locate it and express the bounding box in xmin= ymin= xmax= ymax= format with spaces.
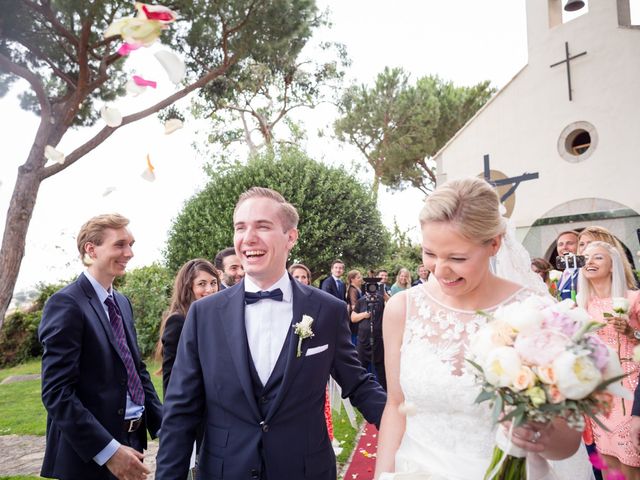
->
xmin=377 ymin=220 xmax=422 ymax=283
xmin=335 ymin=67 xmax=495 ymax=195
xmin=0 ymin=378 xmax=46 ymax=435
xmin=118 ymin=264 xmax=173 ymax=358
xmin=0 ymin=281 xmax=68 ymax=367
xmin=165 ymin=146 xmax=391 ymax=280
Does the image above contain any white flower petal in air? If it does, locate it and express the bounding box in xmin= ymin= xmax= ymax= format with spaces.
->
xmin=154 ymin=50 xmax=186 ymax=84
xmin=164 ymin=118 xmax=183 ymax=134
xmin=141 ymin=168 xmax=156 ymax=182
xmin=100 ymin=106 xmax=122 ymax=127
xmin=126 ymin=79 xmax=147 ymax=97
xmin=44 ymin=145 xmax=65 ymax=164
xmin=102 ymin=186 xmax=116 ymax=197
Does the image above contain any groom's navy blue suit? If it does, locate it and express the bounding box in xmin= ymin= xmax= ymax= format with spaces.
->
xmin=155 ymin=276 xmax=386 ymax=480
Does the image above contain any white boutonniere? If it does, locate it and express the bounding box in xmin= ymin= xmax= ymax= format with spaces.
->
xmin=293 ymin=314 xmax=314 ymax=357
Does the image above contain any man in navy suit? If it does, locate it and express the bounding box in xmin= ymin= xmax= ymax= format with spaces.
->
xmin=38 ymin=214 xmax=162 ymax=480
xmin=155 ymin=187 xmax=386 ymax=479
xmin=556 ymin=230 xmax=580 ymax=301
xmin=320 ymin=259 xmax=346 ymax=301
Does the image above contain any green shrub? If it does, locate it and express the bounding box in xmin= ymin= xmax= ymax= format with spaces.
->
xmin=0 ymin=281 xmax=69 ymax=367
xmin=118 ymin=263 xmax=173 ymax=358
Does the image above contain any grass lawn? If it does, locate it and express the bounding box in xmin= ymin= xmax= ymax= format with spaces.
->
xmin=0 ymin=359 xmax=41 ymax=383
xmin=0 ymin=477 xmax=43 ymax=479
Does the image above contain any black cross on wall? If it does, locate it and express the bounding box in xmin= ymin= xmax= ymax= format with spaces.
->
xmin=549 ymin=41 xmax=587 ymax=101
xmin=483 ymin=154 xmax=539 ymax=203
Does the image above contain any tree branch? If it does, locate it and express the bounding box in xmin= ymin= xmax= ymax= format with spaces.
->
xmin=41 ymin=56 xmax=237 ymax=179
xmin=19 ymin=38 xmax=76 ymax=88
xmin=22 ymin=0 xmax=80 ymax=48
xmin=0 ymin=52 xmax=52 ymax=122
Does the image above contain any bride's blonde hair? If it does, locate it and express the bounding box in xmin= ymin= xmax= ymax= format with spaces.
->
xmin=419 ymin=177 xmax=506 ymax=243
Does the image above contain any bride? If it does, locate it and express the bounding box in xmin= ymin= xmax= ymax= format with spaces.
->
xmin=375 ymin=178 xmax=594 ymax=480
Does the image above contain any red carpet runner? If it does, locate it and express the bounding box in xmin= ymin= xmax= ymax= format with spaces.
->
xmin=343 ymin=423 xmax=378 ymax=480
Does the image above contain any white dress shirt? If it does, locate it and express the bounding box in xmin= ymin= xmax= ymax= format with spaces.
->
xmin=244 ymin=272 xmax=293 ymax=386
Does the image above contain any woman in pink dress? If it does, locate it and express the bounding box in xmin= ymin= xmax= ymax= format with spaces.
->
xmin=577 ymin=241 xmax=640 ymax=479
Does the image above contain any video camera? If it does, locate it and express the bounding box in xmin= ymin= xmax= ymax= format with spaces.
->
xmin=362 ymin=277 xmax=384 ymax=308
xmin=555 ymin=253 xmax=586 ymax=270
xmin=363 ymin=277 xmax=383 ymax=296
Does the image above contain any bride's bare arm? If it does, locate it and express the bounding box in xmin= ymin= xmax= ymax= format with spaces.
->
xmin=374 ymin=292 xmax=408 ymax=479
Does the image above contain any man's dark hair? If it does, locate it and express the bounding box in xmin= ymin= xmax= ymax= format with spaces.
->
xmin=376 ymin=269 xmax=388 ymax=275
xmin=331 ymin=259 xmax=345 ymax=268
xmin=214 ymin=247 xmax=236 ymax=271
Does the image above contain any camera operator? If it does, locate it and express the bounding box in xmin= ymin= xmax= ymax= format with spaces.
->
xmin=351 ymin=278 xmax=386 ymax=390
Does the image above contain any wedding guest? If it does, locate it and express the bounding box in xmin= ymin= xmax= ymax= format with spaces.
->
xmin=377 ymin=269 xmax=392 ymax=295
xmin=411 ymin=264 xmax=429 ymax=286
xmin=345 ymin=270 xmax=364 ymax=345
xmin=156 ymin=259 xmax=219 ymax=397
xmin=213 ymin=247 xmax=244 ymax=289
xmin=556 ymin=230 xmax=580 ymax=301
xmin=577 ymin=241 xmax=640 ymax=478
xmin=578 ymin=225 xmax=639 ymax=289
xmin=375 ymin=178 xmax=589 ymax=479
xmin=389 ymin=268 xmax=411 ymax=296
xmin=288 ymin=263 xmax=312 ymax=286
xmin=38 ymin=214 xmax=162 ymax=480
xmin=531 ymin=257 xmax=553 ymax=284
xmin=321 ymin=259 xmax=346 ymax=301
xmin=156 ymin=258 xmax=218 ymax=480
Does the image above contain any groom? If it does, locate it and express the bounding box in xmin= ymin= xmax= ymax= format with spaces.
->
xmin=155 ymin=187 xmax=386 ymax=479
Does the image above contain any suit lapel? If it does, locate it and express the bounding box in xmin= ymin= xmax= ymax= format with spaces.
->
xmin=220 ymin=281 xmax=261 ymax=422
xmin=79 ymin=274 xmax=121 ymax=356
xmin=265 ymin=278 xmax=320 ymax=422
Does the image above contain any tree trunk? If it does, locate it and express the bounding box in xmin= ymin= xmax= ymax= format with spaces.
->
xmin=0 ymin=164 xmax=42 ymax=326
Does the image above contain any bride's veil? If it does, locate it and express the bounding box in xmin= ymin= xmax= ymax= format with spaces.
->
xmin=492 ymin=215 xmax=549 ymax=297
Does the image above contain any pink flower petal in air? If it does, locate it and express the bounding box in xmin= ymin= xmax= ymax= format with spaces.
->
xmin=117 ymin=42 xmax=142 ymax=56
xmin=132 ymin=75 xmax=157 ymax=88
xmin=141 ymin=4 xmax=176 ymax=22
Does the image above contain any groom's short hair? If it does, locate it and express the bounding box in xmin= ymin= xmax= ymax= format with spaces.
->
xmin=235 ymin=187 xmax=299 ymax=231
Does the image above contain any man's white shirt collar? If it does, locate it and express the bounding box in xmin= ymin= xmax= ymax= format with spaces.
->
xmin=244 ymin=271 xmax=292 ymax=302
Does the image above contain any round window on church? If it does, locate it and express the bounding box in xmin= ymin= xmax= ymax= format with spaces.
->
xmin=558 ymin=121 xmax=598 ymax=163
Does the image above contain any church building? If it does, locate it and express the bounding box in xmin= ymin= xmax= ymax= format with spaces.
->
xmin=433 ymin=0 xmax=640 ymax=266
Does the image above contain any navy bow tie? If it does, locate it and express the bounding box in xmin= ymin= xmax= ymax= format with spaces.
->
xmin=245 ymin=288 xmax=284 ymax=305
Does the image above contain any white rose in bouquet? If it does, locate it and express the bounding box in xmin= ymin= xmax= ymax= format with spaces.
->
xmin=553 ymin=351 xmax=602 ymax=400
xmin=469 ymin=320 xmax=514 ymax=364
xmin=494 ymin=302 xmax=544 ymax=333
xmin=483 ymin=346 xmax=521 ymax=387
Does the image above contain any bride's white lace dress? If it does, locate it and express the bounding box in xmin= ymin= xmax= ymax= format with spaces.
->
xmin=380 ymin=285 xmax=594 ymax=480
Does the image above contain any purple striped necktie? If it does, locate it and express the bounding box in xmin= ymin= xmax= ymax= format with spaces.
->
xmin=104 ymin=296 xmax=145 ymax=405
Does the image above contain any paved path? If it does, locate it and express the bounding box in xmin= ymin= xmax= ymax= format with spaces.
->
xmin=0 ymin=435 xmax=159 ymax=478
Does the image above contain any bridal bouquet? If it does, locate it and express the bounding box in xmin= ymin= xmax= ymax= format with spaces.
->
xmin=467 ymin=297 xmax=630 ymax=480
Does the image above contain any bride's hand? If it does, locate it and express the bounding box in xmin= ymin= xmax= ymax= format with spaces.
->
xmin=503 ymin=420 xmax=552 ymax=453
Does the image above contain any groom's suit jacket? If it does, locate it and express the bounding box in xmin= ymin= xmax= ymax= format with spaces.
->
xmin=155 ymin=276 xmax=386 ymax=480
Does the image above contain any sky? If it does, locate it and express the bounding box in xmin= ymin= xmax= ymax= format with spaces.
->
xmin=0 ymin=0 xmax=531 ymax=295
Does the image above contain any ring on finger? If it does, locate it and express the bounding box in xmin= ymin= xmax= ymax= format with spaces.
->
xmin=532 ymin=430 xmax=541 ymax=443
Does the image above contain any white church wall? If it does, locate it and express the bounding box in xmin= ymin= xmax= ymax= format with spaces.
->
xmin=435 ymin=0 xmax=640 ymax=237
